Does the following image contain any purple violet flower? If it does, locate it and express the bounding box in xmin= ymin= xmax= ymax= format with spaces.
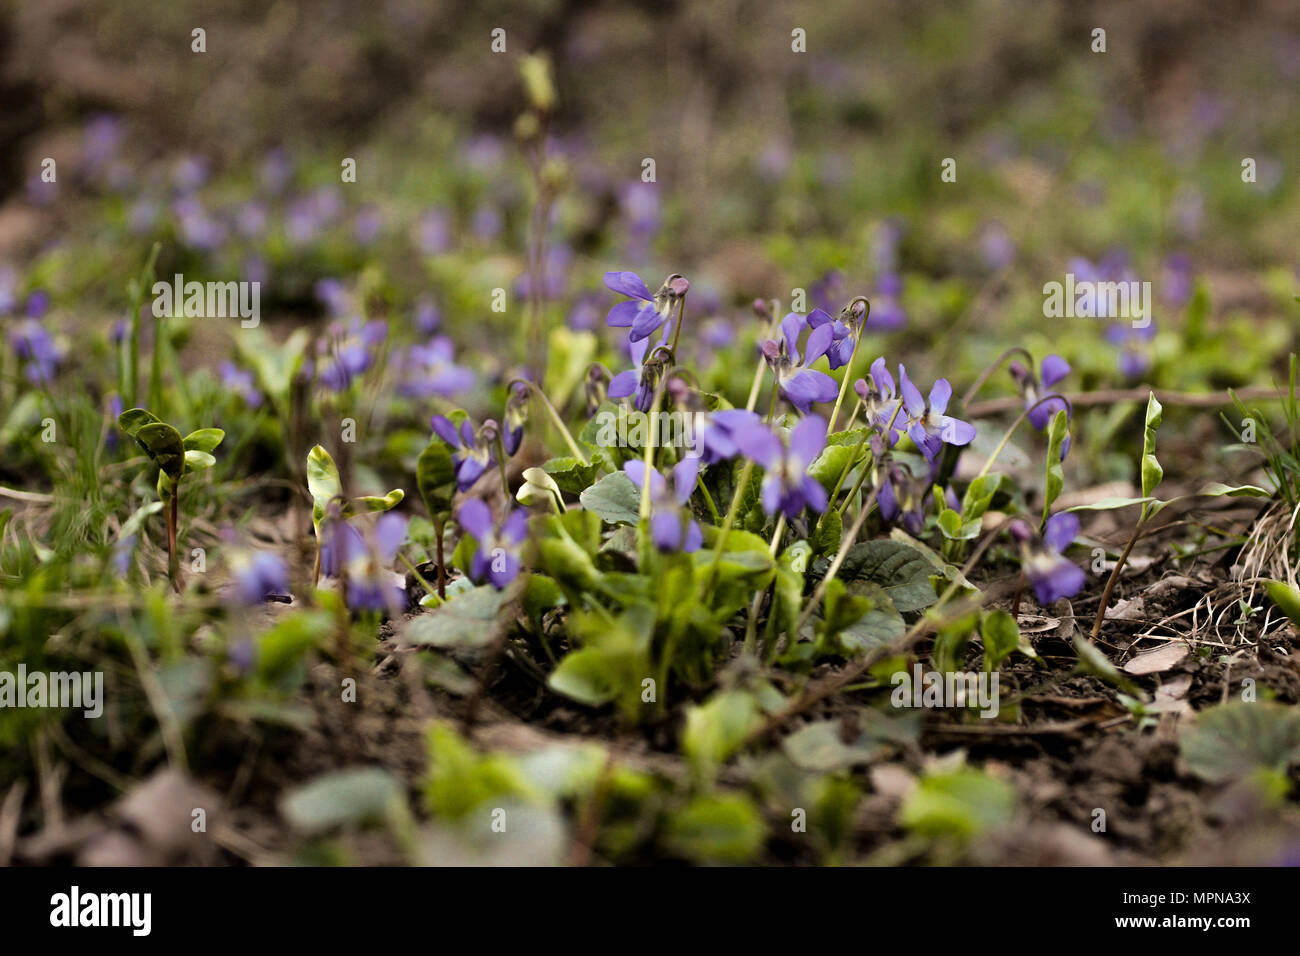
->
xmin=1009 ymin=354 xmax=1071 ymax=430
xmin=342 ymin=513 xmax=409 ymax=614
xmin=608 ymin=330 xmax=668 ymax=413
xmin=854 ymin=356 xmax=903 ymax=447
xmin=457 ymin=499 xmax=528 ymax=589
xmin=692 ymin=408 xmax=761 ymax=465
xmin=219 ymin=361 xmax=263 ymax=408
xmin=431 ymin=415 xmax=496 ymax=491
xmin=877 ymin=462 xmax=927 ymax=535
xmin=760 ymin=313 xmax=839 ymax=414
xmin=735 ymin=416 xmax=829 ymax=519
xmin=234 ymin=551 xmax=290 ymax=605
xmin=624 ymin=456 xmax=703 ymax=552
xmin=1009 ymin=513 xmax=1085 ymax=605
xmin=806 ymin=307 xmax=855 ymax=370
xmin=396 ymin=337 xmax=474 ymax=399
xmin=604 ymin=271 xmax=689 ymax=343
xmin=898 ymin=366 xmax=976 ymax=460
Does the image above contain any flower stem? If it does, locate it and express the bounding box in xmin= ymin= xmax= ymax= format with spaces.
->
xmin=975 ymin=395 xmax=1073 ymax=480
xmin=745 ymin=303 xmax=780 ymax=413
xmin=792 ymin=487 xmax=880 ymax=639
xmin=960 ymin=346 xmax=1034 ymax=408
xmin=827 ymin=323 xmax=864 ymax=431
xmin=1090 ymin=515 xmax=1145 ymax=642
xmin=515 ymin=379 xmax=587 ymax=464
xmin=667 ymin=295 xmax=687 ymax=358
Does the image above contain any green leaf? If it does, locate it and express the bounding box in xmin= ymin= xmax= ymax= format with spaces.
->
xmin=811 ymin=507 xmax=842 ymax=554
xmin=182 ymin=427 xmax=225 ymax=453
xmin=1140 ymin=392 xmax=1164 ymax=501
xmin=900 ymin=767 xmax=1016 ymax=840
xmin=579 ymin=471 xmax=641 ymax=526
xmin=1200 ymin=482 xmax=1271 ymax=499
xmin=543 ymin=455 xmax=599 ymax=495
xmin=424 ymin=723 xmax=535 ymax=820
xmin=663 ymin=794 xmax=765 ymax=864
xmin=1072 ymin=633 xmax=1141 ymax=696
xmin=547 ymin=647 xmax=619 ymax=706
xmin=781 ymin=712 xmax=918 ymax=771
xmin=257 ymin=610 xmax=335 ymax=683
xmin=980 ymin=609 xmax=1023 ymax=671
xmin=133 ymin=422 xmax=185 ymax=480
xmin=117 ymin=407 xmax=161 ymax=438
xmin=819 ymin=540 xmax=937 ymax=613
xmin=683 ymin=690 xmax=761 ymax=778
xmin=807 ymin=443 xmax=856 ymax=491
xmin=233 ymin=327 xmax=310 ymax=410
xmin=1065 ymin=496 xmax=1159 ymax=512
xmin=835 ymin=583 xmax=906 ymax=652
xmin=522 ymin=574 xmax=565 ymax=631
xmin=401 ymin=585 xmax=504 ymax=649
xmin=936 ymin=508 xmax=979 ymax=541
xmin=281 ymin=767 xmax=405 ymax=834
xmin=1264 ymin=580 xmax=1300 ymax=629
xmin=307 ymin=445 xmax=342 ymax=509
xmin=342 ymin=489 xmax=405 ymax=517
xmin=1181 ymin=702 xmax=1300 ymax=784
xmin=183 ymin=449 xmax=216 ymax=472
xmin=416 ymin=440 xmax=456 ymax=517
xmin=547 ymin=605 xmax=654 ymax=722
xmin=1044 ymin=410 xmax=1068 ymax=520
xmin=772 ymin=543 xmax=807 ymax=639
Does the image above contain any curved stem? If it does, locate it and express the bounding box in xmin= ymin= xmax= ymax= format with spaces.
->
xmin=745 ymin=304 xmax=781 ymax=413
xmin=703 ymin=459 xmax=754 ymax=590
xmin=791 ymin=487 xmax=880 ymax=638
xmin=828 ymin=323 xmax=865 ymax=431
xmin=667 ymin=295 xmax=687 ymax=358
xmin=743 ymin=514 xmax=787 ymax=657
xmin=511 ymin=378 xmax=587 ymax=464
xmin=975 ymin=395 xmax=1075 ymax=480
xmin=960 ymin=346 xmax=1034 ymax=409
xmin=1090 ymin=515 xmax=1145 ymax=641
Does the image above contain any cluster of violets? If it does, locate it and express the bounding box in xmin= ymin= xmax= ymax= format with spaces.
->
xmin=4 ymin=284 xmax=64 ymax=385
xmin=597 ymin=268 xmax=1085 ymax=606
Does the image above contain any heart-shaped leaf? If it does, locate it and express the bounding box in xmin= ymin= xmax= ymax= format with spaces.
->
xmin=182 ymin=427 xmax=225 ymax=453
xmin=416 ymin=439 xmax=456 ymax=517
xmin=134 ymin=422 xmax=185 ymax=480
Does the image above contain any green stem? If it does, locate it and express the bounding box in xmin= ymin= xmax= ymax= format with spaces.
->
xmin=703 ymin=459 xmax=754 ymax=590
xmin=960 ymin=346 xmax=1034 ymax=409
xmin=696 ymin=478 xmax=720 ymax=523
xmin=516 ymin=379 xmax=587 ymax=464
xmin=742 ymin=515 xmax=786 ymax=656
xmin=827 ymin=323 xmax=864 ymax=431
xmin=792 ymin=487 xmax=880 ymax=639
xmin=668 ymin=295 xmax=686 ymax=359
xmin=975 ymin=395 xmax=1073 ymax=480
xmin=745 ymin=303 xmax=780 ymax=413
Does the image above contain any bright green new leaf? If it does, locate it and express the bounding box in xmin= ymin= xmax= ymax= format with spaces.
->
xmin=1141 ymin=392 xmax=1163 ymax=503
xmin=416 ymin=439 xmax=456 ymax=517
xmin=182 ymin=427 xmax=225 ymax=453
